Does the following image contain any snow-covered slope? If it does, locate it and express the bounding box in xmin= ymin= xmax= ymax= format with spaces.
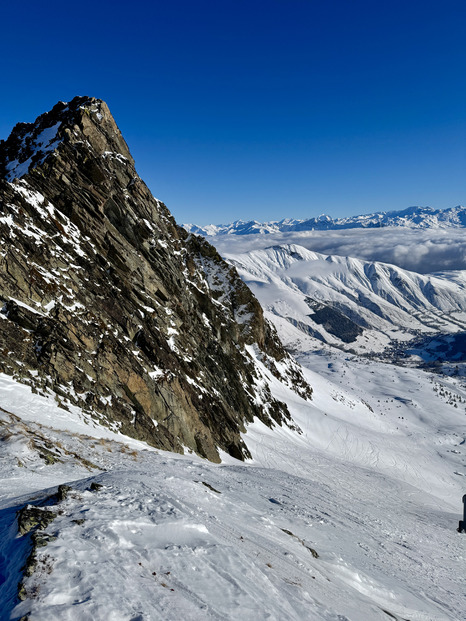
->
xmin=223 ymin=244 xmax=466 ymax=359
xmin=1 ymin=342 xmax=465 ymax=620
xmin=1 ymin=98 xmax=465 ymax=620
xmin=184 ymin=204 xmax=466 ymax=237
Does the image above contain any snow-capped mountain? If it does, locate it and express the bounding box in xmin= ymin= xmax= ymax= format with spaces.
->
xmin=1 ymin=98 xmax=465 ymax=621
xmin=184 ymin=204 xmax=466 ymax=236
xmin=223 ymin=243 xmax=466 ymax=362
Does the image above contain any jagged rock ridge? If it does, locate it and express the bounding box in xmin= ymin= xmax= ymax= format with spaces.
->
xmin=0 ymin=96 xmax=312 ymax=462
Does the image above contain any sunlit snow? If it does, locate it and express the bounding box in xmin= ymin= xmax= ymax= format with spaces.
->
xmin=1 ymin=342 xmax=465 ymax=620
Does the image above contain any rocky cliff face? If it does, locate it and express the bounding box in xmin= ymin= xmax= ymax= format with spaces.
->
xmin=0 ymin=96 xmax=312 ymax=462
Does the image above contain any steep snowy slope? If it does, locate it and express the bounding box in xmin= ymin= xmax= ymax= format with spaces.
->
xmin=223 ymin=244 xmax=466 ymax=359
xmin=1 ymin=348 xmax=465 ymax=620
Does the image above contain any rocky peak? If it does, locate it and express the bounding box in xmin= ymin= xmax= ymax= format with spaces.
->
xmin=0 ymin=96 xmax=133 ymax=180
xmin=0 ymin=98 xmax=312 ymax=462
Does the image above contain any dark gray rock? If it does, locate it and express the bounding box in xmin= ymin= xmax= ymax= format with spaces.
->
xmin=0 ymin=96 xmax=312 ymax=462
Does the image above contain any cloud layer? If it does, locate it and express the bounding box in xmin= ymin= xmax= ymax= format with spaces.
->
xmin=209 ymin=228 xmax=466 ymax=274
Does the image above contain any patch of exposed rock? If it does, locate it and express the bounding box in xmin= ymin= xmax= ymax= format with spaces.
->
xmin=0 ymin=96 xmax=312 ymax=461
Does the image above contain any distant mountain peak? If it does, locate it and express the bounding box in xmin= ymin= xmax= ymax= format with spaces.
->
xmin=184 ymin=204 xmax=466 ymax=235
xmin=224 ymin=242 xmax=466 ymax=355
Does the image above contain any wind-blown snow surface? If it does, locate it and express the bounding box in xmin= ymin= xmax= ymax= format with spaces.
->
xmin=1 ymin=342 xmax=466 ymax=621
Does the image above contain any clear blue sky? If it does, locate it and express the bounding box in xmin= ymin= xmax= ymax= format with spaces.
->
xmin=2 ymin=0 xmax=466 ymax=225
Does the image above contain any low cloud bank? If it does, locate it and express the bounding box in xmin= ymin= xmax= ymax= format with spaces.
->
xmin=209 ymin=228 xmax=466 ymax=274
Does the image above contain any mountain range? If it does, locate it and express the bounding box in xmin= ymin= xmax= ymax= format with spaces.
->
xmin=184 ymin=204 xmax=466 ymax=236
xmin=223 ymin=244 xmax=466 ymax=363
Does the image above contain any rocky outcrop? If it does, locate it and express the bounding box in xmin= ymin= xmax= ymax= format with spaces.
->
xmin=0 ymin=96 xmax=312 ymax=462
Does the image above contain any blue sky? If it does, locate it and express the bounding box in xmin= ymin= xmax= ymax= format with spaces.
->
xmin=2 ymin=0 xmax=466 ymax=225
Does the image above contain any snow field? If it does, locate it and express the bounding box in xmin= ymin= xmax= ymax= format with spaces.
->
xmin=1 ymin=349 xmax=465 ymax=620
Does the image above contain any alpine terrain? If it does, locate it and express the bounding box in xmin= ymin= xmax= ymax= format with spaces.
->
xmin=0 ymin=98 xmax=465 ymax=621
xmin=184 ymin=205 xmax=466 ymax=237
xmin=222 ymin=244 xmax=466 ymax=365
xmin=0 ymin=96 xmax=311 ymax=463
